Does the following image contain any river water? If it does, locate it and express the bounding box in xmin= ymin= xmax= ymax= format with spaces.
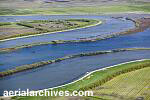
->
xmin=0 ymin=15 xmax=149 ymax=95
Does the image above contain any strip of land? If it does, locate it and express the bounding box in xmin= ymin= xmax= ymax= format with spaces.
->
xmin=0 ymin=48 xmax=150 ymax=78
xmin=0 ymin=19 xmax=101 ymax=41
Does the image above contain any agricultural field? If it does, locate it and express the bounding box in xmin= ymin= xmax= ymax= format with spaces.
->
xmin=0 ymin=19 xmax=99 ymax=40
xmin=93 ymin=67 xmax=150 ymax=100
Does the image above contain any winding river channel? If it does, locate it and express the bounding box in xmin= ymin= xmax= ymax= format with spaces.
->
xmin=0 ymin=15 xmax=150 ymax=95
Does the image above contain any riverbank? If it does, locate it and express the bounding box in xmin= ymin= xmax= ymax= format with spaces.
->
xmin=43 ymin=59 xmax=150 ymax=100
xmin=9 ymin=59 xmax=150 ymax=100
xmin=0 ymin=48 xmax=150 ymax=78
xmin=52 ymin=59 xmax=150 ymax=100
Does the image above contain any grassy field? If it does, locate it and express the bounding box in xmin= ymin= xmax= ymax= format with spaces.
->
xmin=1 ymin=4 xmax=150 ymax=15
xmin=11 ymin=60 xmax=150 ymax=100
xmin=0 ymin=19 xmax=100 ymax=40
xmin=1 ymin=0 xmax=150 ymax=15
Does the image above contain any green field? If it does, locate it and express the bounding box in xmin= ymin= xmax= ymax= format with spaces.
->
xmin=1 ymin=4 xmax=150 ymax=15
xmin=1 ymin=0 xmax=150 ymax=15
xmin=93 ymin=66 xmax=150 ymax=100
xmin=12 ymin=60 xmax=150 ymax=100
